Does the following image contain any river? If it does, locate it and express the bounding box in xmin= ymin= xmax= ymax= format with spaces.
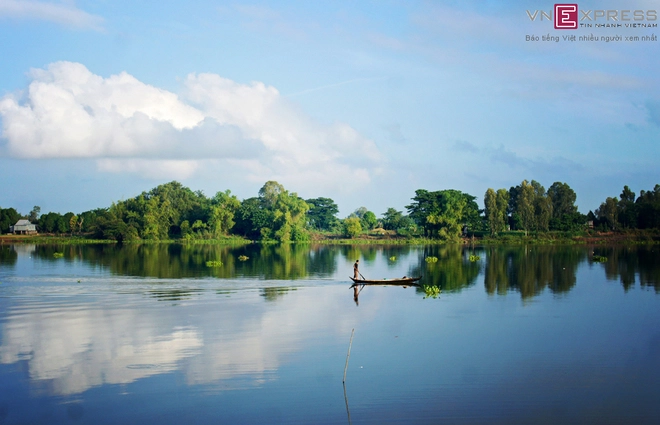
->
xmin=0 ymin=243 xmax=658 ymax=424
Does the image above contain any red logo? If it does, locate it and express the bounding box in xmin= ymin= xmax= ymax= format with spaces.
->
xmin=554 ymin=4 xmax=578 ymax=29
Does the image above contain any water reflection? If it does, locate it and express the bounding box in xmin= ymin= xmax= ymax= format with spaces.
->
xmin=483 ymin=246 xmax=585 ymax=299
xmin=0 ymin=244 xmax=18 ymax=266
xmin=593 ymin=246 xmax=660 ymax=292
xmin=0 ymin=286 xmax=358 ymax=396
xmin=1 ymin=243 xmax=660 ymax=424
xmin=27 ymin=243 xmax=339 ymax=280
xmin=0 ymin=302 xmax=203 ymax=395
xmin=5 ymin=243 xmax=660 ymax=298
xmin=407 ymin=245 xmax=482 ymax=294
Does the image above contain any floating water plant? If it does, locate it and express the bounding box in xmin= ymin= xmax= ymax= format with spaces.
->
xmin=593 ymin=255 xmax=608 ymax=262
xmin=425 ymin=256 xmax=438 ymax=263
xmin=469 ymin=255 xmax=480 ymax=262
xmin=422 ymin=285 xmax=441 ymax=299
xmin=238 ymin=255 xmax=249 ymax=261
xmin=205 ymin=260 xmax=223 ymax=267
xmin=389 ymin=256 xmax=396 ymax=261
xmin=53 ymin=252 xmax=64 ymax=258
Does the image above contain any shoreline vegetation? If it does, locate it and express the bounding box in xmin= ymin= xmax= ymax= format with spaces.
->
xmin=2 ymin=229 xmax=659 ymax=245
xmin=2 ymin=180 xmax=659 ymax=245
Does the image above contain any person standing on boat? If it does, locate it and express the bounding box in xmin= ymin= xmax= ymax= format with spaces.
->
xmin=353 ymin=260 xmax=360 ymax=279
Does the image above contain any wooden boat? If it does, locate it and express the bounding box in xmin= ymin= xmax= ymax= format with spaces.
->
xmin=350 ymin=276 xmax=422 ymax=286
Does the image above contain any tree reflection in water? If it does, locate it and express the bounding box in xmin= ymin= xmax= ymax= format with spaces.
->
xmin=15 ymin=243 xmax=660 ymax=297
xmin=483 ymin=246 xmax=585 ymax=299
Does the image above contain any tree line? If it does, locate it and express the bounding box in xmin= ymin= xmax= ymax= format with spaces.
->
xmin=1 ymin=180 xmax=659 ymax=241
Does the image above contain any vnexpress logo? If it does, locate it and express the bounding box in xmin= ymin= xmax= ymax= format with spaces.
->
xmin=554 ymin=4 xmax=578 ymax=29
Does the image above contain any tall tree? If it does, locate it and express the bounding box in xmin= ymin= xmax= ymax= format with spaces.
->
xmin=381 ymin=208 xmax=403 ymax=231
xmin=548 ymin=182 xmax=577 ymax=219
xmin=28 ymin=206 xmax=41 ymax=223
xmin=595 ymin=197 xmax=619 ymax=230
xmin=306 ymin=197 xmax=339 ymax=231
xmin=209 ymin=190 xmax=240 ymax=236
xmin=259 ymin=181 xmax=285 ymax=208
xmin=485 ymin=188 xmax=508 ymax=235
xmin=516 ymin=180 xmax=535 ymax=236
xmin=531 ymin=180 xmax=552 ymax=232
xmin=361 ymin=211 xmax=378 ymax=230
xmin=407 ymin=189 xmax=477 ymax=241
xmin=484 ymin=188 xmax=499 ymax=236
xmin=257 ymin=181 xmax=310 ymax=242
xmin=636 ymin=184 xmax=660 ymax=229
xmin=69 ymin=215 xmax=78 ymax=236
xmin=496 ymin=189 xmax=510 ymax=232
xmin=618 ymin=185 xmax=638 ymax=229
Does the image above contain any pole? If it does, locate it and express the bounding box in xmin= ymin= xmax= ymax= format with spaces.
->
xmin=343 ymin=328 xmax=355 ymax=383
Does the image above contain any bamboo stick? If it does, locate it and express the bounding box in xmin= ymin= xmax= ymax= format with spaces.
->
xmin=343 ymin=328 xmax=355 ymax=383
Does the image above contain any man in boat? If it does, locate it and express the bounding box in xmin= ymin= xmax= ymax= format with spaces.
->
xmin=353 ymin=259 xmax=360 ymax=279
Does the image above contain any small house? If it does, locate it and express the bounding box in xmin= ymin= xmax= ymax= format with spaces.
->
xmin=10 ymin=219 xmax=37 ymax=235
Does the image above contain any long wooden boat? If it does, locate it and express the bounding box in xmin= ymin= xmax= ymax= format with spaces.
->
xmin=350 ymin=276 xmax=422 ymax=286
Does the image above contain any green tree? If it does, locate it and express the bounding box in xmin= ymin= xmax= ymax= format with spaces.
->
xmin=618 ymin=185 xmax=638 ymax=229
xmin=496 ymin=189 xmax=510 ymax=231
xmin=515 ymin=180 xmax=535 ymax=236
xmin=484 ymin=188 xmax=500 ymax=235
xmin=180 ymin=220 xmax=191 ymax=239
xmin=636 ymin=184 xmax=660 ymax=229
xmin=485 ymin=188 xmax=509 ymax=235
xmin=38 ymin=212 xmax=61 ymax=233
xmin=548 ymin=182 xmax=577 ymax=219
xmin=306 ymin=197 xmax=339 ymax=231
xmin=548 ymin=182 xmax=580 ymax=231
xmin=258 ymin=181 xmax=285 ymax=208
xmin=69 ymin=215 xmax=78 ymax=236
xmin=234 ymin=197 xmax=270 ymax=240
xmin=209 ymin=190 xmax=240 ymax=236
xmin=596 ymin=197 xmax=619 ymax=230
xmin=407 ymin=189 xmax=476 ymax=241
xmin=361 ymin=211 xmax=378 ymax=230
xmin=257 ymin=181 xmax=310 ymax=242
xmin=344 ymin=216 xmax=362 ymax=238
xmin=0 ymin=207 xmax=21 ymax=234
xmin=381 ymin=208 xmax=403 ymax=230
xmin=531 ymin=180 xmax=552 ymax=232
xmin=28 ymin=206 xmax=41 ymax=223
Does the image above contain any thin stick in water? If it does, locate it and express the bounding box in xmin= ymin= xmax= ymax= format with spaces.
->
xmin=343 ymin=328 xmax=355 ymax=383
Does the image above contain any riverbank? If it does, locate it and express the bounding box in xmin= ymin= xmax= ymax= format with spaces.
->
xmin=2 ymin=229 xmax=659 ymax=245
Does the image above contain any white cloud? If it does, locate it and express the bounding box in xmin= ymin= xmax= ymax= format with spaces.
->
xmin=97 ymin=159 xmax=199 ymax=180
xmin=0 ymin=62 xmax=383 ymax=190
xmin=0 ymin=0 xmax=103 ymax=30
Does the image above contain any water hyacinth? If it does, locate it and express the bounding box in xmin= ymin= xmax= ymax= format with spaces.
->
xmin=422 ymin=285 xmax=441 ymax=299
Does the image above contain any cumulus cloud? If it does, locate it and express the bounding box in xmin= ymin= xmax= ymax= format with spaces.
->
xmin=0 ymin=61 xmax=382 ymax=188
xmin=0 ymin=0 xmax=103 ymax=30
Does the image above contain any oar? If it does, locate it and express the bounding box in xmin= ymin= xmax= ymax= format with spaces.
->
xmin=359 ymin=272 xmax=366 ymax=280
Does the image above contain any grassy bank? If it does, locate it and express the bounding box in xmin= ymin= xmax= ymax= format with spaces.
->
xmin=2 ymin=229 xmax=659 ymax=245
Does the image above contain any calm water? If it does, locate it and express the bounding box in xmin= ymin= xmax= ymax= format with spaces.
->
xmin=0 ymin=243 xmax=658 ymax=424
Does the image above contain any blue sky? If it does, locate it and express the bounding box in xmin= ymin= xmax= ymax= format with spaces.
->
xmin=0 ymin=0 xmax=658 ymax=218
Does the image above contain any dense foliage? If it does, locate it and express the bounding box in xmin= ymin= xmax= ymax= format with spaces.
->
xmin=2 ymin=180 xmax=660 ymax=241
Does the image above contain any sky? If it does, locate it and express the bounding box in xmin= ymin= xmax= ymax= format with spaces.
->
xmin=0 ymin=0 xmax=658 ymax=218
